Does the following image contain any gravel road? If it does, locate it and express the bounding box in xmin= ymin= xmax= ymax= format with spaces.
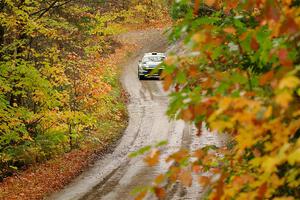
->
xmin=48 ymin=29 xmax=226 ymax=200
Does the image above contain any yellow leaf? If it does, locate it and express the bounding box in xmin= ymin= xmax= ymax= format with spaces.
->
xmin=282 ymin=0 xmax=293 ymax=6
xmin=262 ymin=157 xmax=280 ymax=173
xmin=288 ymin=148 xmax=300 ymax=165
xmin=22 ymin=134 xmax=34 ymax=141
xmin=275 ymin=91 xmax=293 ymax=108
xmin=270 ymin=174 xmax=284 ymax=188
xmin=164 ymin=56 xmax=176 ymax=66
xmin=154 ymin=174 xmax=165 ymax=185
xmin=208 ymin=97 xmax=232 ymax=122
xmin=219 ymin=97 xmax=232 ymax=112
xmin=236 ymin=129 xmax=256 ymax=150
xmin=264 ymin=106 xmax=273 ymax=119
xmin=232 ymin=98 xmax=249 ymax=109
xmin=210 ymin=120 xmax=234 ymax=132
xmin=273 ymin=197 xmax=295 ymax=200
xmin=292 ymin=110 xmax=300 ymax=117
xmin=279 ymin=76 xmax=300 ymax=89
xmin=192 ymin=33 xmax=206 ymax=43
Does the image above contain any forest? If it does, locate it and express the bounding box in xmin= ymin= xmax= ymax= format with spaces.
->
xmin=0 ymin=0 xmax=167 ymax=179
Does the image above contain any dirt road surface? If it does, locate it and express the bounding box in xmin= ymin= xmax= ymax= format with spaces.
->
xmin=48 ymin=29 xmax=226 ymax=200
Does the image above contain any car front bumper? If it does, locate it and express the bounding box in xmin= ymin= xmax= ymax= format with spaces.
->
xmin=139 ymin=68 xmax=163 ymax=78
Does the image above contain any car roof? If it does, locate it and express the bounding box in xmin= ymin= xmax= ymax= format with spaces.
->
xmin=143 ymin=52 xmax=166 ymax=57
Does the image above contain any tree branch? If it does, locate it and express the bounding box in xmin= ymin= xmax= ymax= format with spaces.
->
xmin=30 ymin=0 xmax=75 ymax=19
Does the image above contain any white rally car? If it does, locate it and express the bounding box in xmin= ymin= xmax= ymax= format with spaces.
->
xmin=138 ymin=52 xmax=166 ymax=80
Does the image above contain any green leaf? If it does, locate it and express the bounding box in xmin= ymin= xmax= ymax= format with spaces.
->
xmin=176 ymin=71 xmax=186 ymax=84
xmin=129 ymin=146 xmax=152 ymax=158
xmin=155 ymin=140 xmax=168 ymax=147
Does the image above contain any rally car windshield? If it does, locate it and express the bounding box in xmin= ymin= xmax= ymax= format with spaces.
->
xmin=142 ymin=56 xmax=165 ymax=62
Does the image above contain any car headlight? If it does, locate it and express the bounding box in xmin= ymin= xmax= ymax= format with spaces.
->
xmin=142 ymin=65 xmax=149 ymax=69
xmin=139 ymin=65 xmax=147 ymax=71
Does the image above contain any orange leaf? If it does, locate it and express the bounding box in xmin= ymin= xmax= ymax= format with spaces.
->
xmin=212 ymin=174 xmax=225 ymax=200
xmin=135 ymin=191 xmax=147 ymax=200
xmin=250 ymin=37 xmax=259 ymax=51
xmin=265 ymin=3 xmax=280 ymax=22
xmin=193 ymin=149 xmax=204 ymax=159
xmin=280 ymin=16 xmax=299 ymax=35
xmin=211 ymin=168 xmax=221 ymax=174
xmin=163 ymin=75 xmax=173 ymax=91
xmin=195 ymin=104 xmax=205 ymax=115
xmin=223 ymin=27 xmax=237 ymax=35
xmin=278 ymin=48 xmax=293 ymax=67
xmin=144 ymin=149 xmax=160 ymax=167
xmin=181 ymin=108 xmax=194 ymax=121
xmin=214 ymin=71 xmax=224 ymax=81
xmin=169 ymin=166 xmax=180 ymax=182
xmin=192 ymin=164 xmax=203 ymax=173
xmin=166 ymin=149 xmax=189 ymax=163
xmin=194 ymin=0 xmax=200 ymax=15
xmin=197 ymin=122 xmax=203 ymax=137
xmin=259 ymin=70 xmax=274 ymax=86
xmin=189 ymin=66 xmax=198 ymax=77
xmin=232 ymin=175 xmax=254 ymax=186
xmin=257 ymin=182 xmax=268 ymax=200
xmin=175 ymin=84 xmax=180 ymax=92
xmin=225 ymin=0 xmax=239 ymax=13
xmin=204 ymin=0 xmax=216 ymax=7
xmin=179 ymin=170 xmax=192 ymax=187
xmin=244 ymin=91 xmax=256 ymax=97
xmin=202 ymin=77 xmax=213 ymax=88
xmin=154 ymin=174 xmax=165 ymax=185
xmin=154 ymin=187 xmax=166 ymax=199
xmin=198 ymin=176 xmax=210 ymax=186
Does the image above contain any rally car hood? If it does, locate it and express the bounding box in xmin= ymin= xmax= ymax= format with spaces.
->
xmin=143 ymin=61 xmax=163 ymax=68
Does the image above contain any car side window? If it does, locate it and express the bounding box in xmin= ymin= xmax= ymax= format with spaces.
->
xmin=143 ymin=56 xmax=164 ymax=62
xmin=142 ymin=57 xmax=149 ymax=62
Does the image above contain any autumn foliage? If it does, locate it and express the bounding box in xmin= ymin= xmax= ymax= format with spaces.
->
xmin=0 ymin=0 xmax=169 ymax=181
xmin=137 ymin=0 xmax=300 ymax=199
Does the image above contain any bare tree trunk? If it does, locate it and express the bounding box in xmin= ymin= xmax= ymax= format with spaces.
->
xmin=0 ymin=1 xmax=5 ymax=48
xmin=69 ymin=122 xmax=73 ymax=149
xmin=68 ymin=64 xmax=79 ymax=150
xmin=0 ymin=26 xmax=4 ymax=47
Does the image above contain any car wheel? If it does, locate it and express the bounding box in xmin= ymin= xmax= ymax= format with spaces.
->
xmin=138 ymin=68 xmax=145 ymax=80
xmin=138 ymin=74 xmax=145 ymax=80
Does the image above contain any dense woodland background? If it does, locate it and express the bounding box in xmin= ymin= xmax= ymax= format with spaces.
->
xmin=0 ymin=0 xmax=169 ymax=180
